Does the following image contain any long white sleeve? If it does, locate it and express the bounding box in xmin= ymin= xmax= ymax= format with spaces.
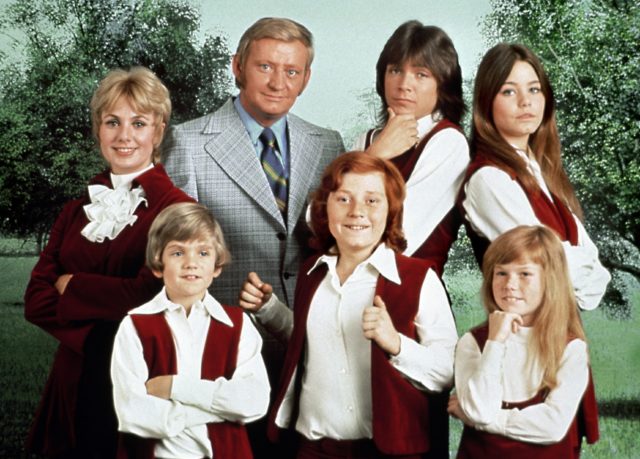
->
xmin=455 ymin=329 xmax=589 ymax=444
xmin=170 ymin=316 xmax=270 ymax=423
xmin=463 ymin=166 xmax=610 ymax=310
xmin=401 ymin=129 xmax=469 ymax=256
xmin=111 ymin=316 xmax=219 ymax=439
xmin=111 ymin=301 xmax=270 ymax=441
xmin=389 ymin=269 xmax=458 ymax=392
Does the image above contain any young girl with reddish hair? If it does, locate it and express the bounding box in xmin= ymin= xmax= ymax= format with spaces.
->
xmin=448 ymin=225 xmax=599 ymax=458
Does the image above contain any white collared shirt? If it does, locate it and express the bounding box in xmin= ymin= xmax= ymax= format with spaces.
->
xmin=462 ymin=151 xmax=611 ymax=310
xmin=111 ymin=288 xmax=269 ymax=459
xmin=353 ymin=112 xmax=469 ymax=256
xmin=455 ymin=327 xmax=589 ymax=444
xmin=257 ymin=244 xmax=457 ymax=440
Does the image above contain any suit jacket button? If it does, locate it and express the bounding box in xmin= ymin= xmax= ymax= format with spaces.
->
xmin=277 ymin=232 xmax=286 ymax=241
xmin=283 ymin=272 xmax=292 ymax=279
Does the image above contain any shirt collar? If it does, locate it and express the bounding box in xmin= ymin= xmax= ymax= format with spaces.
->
xmin=233 ymin=96 xmax=287 ymax=152
xmin=416 ymin=110 xmax=443 ymax=138
xmin=129 ymin=287 xmax=234 ymax=327
xmin=110 ymin=163 xmax=154 ymax=189
xmin=308 ymin=243 xmax=401 ymax=284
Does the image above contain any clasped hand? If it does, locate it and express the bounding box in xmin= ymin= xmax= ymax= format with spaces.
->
xmin=239 ymin=272 xmax=272 ymax=312
xmin=362 ymin=295 xmax=401 ymax=356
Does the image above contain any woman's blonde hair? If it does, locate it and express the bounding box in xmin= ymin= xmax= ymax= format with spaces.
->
xmin=481 ymin=225 xmax=586 ymax=390
xmin=90 ymin=66 xmax=171 ymax=163
xmin=146 ymin=202 xmax=231 ymax=272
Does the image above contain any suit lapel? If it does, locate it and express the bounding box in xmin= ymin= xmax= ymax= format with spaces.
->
xmin=202 ymin=100 xmax=285 ymax=229
xmin=287 ymin=115 xmax=324 ymax=231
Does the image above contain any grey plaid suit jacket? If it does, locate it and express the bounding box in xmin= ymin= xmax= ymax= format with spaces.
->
xmin=162 ymin=98 xmax=344 ymax=309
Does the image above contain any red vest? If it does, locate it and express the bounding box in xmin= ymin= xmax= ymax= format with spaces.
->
xmin=365 ymin=119 xmax=466 ymax=277
xmin=459 ymin=151 xmax=579 ymax=266
xmin=268 ymin=252 xmax=446 ymax=456
xmin=117 ymin=307 xmax=252 ymax=459
xmin=456 ymin=323 xmax=599 ymax=459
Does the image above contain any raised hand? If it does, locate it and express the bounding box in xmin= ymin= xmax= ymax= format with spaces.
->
xmin=362 ymin=295 xmax=401 ymax=355
xmin=366 ymin=108 xmax=419 ymax=159
xmin=487 ymin=310 xmax=524 ymax=343
xmin=239 ymin=272 xmax=272 ymax=312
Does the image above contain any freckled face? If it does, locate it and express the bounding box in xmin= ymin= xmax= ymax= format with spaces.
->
xmin=233 ymin=38 xmax=311 ymax=127
xmin=492 ymin=258 xmax=544 ymax=326
xmin=154 ymin=238 xmax=222 ymax=309
xmin=384 ymin=61 xmax=438 ymax=119
xmin=327 ymin=172 xmax=389 ymax=260
xmin=492 ymin=60 xmax=545 ymax=150
xmin=98 ymin=96 xmax=163 ymax=175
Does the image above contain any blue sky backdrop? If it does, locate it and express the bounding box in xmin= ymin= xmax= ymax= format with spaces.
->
xmin=0 ymin=0 xmax=491 ymax=135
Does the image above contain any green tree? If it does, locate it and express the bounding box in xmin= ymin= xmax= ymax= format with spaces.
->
xmin=482 ymin=0 xmax=640 ymax=314
xmin=0 ymin=0 xmax=232 ymax=251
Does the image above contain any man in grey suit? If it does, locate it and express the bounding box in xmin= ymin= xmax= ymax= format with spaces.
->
xmin=164 ymin=17 xmax=343 ymax=310
xmin=162 ymin=18 xmax=343 ymax=454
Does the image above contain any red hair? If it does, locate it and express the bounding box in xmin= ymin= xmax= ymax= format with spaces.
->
xmin=309 ymin=152 xmax=407 ymax=254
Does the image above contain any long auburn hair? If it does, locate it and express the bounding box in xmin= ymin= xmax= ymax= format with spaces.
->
xmin=472 ymin=43 xmax=583 ymax=220
xmin=309 ymin=152 xmax=407 ymax=254
xmin=481 ymin=225 xmax=586 ymax=391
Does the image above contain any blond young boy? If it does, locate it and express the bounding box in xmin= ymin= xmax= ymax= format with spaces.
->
xmin=111 ymin=202 xmax=269 ymax=459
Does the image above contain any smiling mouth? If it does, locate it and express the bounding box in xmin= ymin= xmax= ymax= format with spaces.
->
xmin=182 ymin=275 xmax=201 ymax=280
xmin=502 ymin=296 xmax=522 ymax=302
xmin=345 ymin=225 xmax=369 ymax=231
xmin=115 ymin=147 xmax=136 ymax=154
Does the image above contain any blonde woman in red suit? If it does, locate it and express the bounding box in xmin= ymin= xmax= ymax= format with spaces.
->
xmin=458 ymin=43 xmax=609 ymax=311
xmin=24 ymin=67 xmax=193 ymax=458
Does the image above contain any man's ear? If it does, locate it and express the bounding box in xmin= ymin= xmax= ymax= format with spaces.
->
xmin=299 ymin=67 xmax=312 ymax=95
xmin=232 ymin=54 xmax=242 ymax=80
xmin=152 ymin=269 xmax=163 ymax=279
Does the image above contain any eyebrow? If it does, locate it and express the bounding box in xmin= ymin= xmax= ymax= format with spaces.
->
xmin=502 ymin=79 xmax=541 ymax=86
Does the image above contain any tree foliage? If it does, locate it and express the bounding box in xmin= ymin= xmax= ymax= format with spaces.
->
xmin=482 ymin=0 xmax=640 ymax=315
xmin=0 ymin=0 xmax=232 ymax=250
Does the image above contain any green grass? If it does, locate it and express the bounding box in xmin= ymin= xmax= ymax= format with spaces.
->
xmin=0 ymin=257 xmax=37 ymax=305
xmin=0 ymin=259 xmax=638 ymax=458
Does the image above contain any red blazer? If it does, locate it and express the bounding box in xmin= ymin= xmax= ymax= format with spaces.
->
xmin=24 ymin=165 xmax=193 ymax=456
xmin=117 ymin=308 xmax=252 ymax=459
xmin=456 ymin=323 xmax=599 ymax=459
xmin=268 ymin=252 xmax=441 ymax=456
xmin=458 ymin=151 xmax=579 ymax=265
xmin=365 ymin=119 xmax=466 ymax=277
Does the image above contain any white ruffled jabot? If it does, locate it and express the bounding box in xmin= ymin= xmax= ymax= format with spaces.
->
xmin=81 ymin=184 xmax=148 ymax=243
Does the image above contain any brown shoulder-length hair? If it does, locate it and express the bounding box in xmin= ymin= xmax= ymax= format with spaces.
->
xmin=309 ymin=152 xmax=407 ymax=254
xmin=471 ymin=43 xmax=583 ymax=220
xmin=481 ymin=225 xmax=586 ymax=391
xmin=375 ymin=21 xmax=465 ymax=125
